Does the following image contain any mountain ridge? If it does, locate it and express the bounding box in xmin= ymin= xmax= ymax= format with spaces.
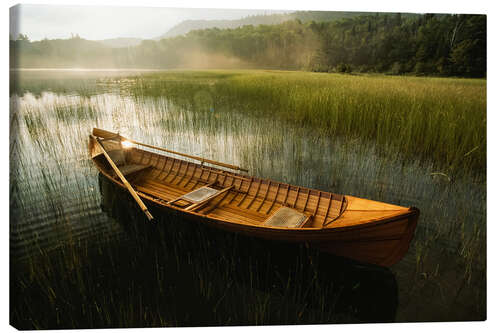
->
xmin=156 ymin=11 xmax=377 ymax=39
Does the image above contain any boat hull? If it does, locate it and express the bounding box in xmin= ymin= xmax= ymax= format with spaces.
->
xmin=96 ymin=161 xmax=418 ymax=267
xmin=175 ymin=204 xmax=418 ymax=267
xmin=89 ymin=131 xmax=419 ymax=267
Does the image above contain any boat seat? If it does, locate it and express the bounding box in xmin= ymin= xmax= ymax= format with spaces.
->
xmin=183 ymin=186 xmax=220 ymax=203
xmin=169 ymin=185 xmax=220 ymax=206
xmin=263 ymin=206 xmax=309 ymax=228
xmin=168 ymin=185 xmax=234 ymax=211
xmin=118 ymin=164 xmax=151 ymax=176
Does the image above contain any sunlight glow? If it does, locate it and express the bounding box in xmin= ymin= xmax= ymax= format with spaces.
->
xmin=121 ymin=140 xmax=134 ymax=149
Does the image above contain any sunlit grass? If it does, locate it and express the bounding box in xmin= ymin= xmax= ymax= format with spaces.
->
xmin=128 ymin=70 xmax=486 ymax=177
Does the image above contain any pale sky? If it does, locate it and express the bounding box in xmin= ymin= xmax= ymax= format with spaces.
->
xmin=9 ymin=4 xmax=289 ymax=41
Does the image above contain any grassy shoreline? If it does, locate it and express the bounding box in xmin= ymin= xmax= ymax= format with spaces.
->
xmin=126 ymin=70 xmax=486 ymax=178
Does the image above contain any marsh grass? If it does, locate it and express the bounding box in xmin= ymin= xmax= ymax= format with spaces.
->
xmin=128 ymin=70 xmax=486 ymax=177
xmin=10 ymin=70 xmax=486 ymax=328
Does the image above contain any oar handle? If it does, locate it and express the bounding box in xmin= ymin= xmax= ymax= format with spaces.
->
xmin=93 ymin=128 xmax=248 ymax=173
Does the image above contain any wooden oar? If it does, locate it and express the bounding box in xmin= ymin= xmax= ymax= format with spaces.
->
xmin=92 ymin=135 xmax=154 ymax=221
xmin=93 ymin=128 xmax=249 ymax=173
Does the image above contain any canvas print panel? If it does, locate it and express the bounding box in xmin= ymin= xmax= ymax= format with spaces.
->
xmin=9 ymin=4 xmax=486 ymax=329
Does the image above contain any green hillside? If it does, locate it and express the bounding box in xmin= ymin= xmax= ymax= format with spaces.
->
xmin=157 ymin=11 xmax=380 ymax=39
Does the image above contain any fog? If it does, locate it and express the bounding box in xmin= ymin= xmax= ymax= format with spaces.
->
xmin=10 ymin=4 xmax=289 ymax=41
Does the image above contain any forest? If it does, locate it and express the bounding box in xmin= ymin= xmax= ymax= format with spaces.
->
xmin=10 ymin=12 xmax=486 ymax=77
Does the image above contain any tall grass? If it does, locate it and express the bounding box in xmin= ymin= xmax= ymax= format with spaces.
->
xmin=128 ymin=70 xmax=486 ymax=177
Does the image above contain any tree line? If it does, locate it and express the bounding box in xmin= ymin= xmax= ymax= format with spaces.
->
xmin=10 ymin=13 xmax=486 ymax=77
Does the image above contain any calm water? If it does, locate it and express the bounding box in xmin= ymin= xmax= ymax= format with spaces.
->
xmin=10 ymin=70 xmax=486 ymax=327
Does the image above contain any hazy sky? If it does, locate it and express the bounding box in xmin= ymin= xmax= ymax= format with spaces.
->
xmin=10 ymin=4 xmax=289 ymax=41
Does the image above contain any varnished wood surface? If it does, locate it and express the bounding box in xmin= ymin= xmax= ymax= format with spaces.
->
xmin=88 ymin=134 xmax=419 ymax=266
xmin=123 ymin=147 xmax=351 ymax=228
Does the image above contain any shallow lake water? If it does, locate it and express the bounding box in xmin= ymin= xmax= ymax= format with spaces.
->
xmin=9 ymin=70 xmax=486 ymax=328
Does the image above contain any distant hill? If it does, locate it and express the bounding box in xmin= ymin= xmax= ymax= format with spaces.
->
xmin=156 ymin=11 xmax=376 ymax=39
xmin=96 ymin=37 xmax=143 ymax=48
xmin=157 ymin=14 xmax=290 ymax=39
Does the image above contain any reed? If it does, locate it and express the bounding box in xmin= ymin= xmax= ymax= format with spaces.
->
xmin=128 ymin=70 xmax=486 ymax=177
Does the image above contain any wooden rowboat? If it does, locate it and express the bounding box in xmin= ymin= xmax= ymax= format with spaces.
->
xmin=89 ymin=128 xmax=419 ymax=267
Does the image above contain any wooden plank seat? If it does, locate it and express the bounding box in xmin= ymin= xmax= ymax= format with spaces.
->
xmin=168 ymin=185 xmax=235 ymax=212
xmin=263 ymin=206 xmax=310 ymax=228
xmin=182 ymin=186 xmax=220 ymax=203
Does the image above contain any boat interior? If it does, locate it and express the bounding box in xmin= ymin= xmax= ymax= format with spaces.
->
xmin=91 ymin=130 xmax=413 ymax=231
xmin=92 ymin=136 xmax=350 ymax=229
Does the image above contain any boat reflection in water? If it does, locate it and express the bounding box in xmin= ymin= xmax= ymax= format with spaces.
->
xmin=99 ymin=174 xmax=399 ymax=324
